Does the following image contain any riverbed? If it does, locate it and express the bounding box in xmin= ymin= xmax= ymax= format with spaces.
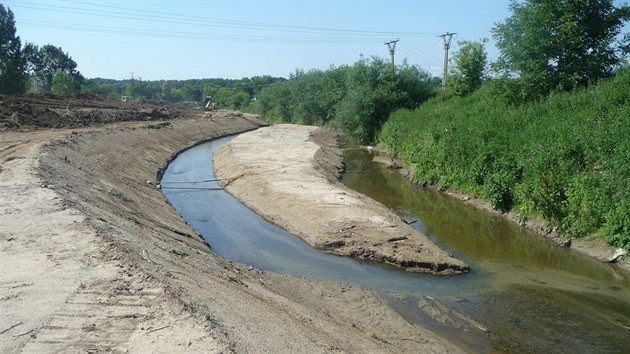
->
xmin=162 ymin=132 xmax=630 ymax=353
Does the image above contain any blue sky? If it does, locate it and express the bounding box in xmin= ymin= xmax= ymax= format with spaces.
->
xmin=3 ymin=1 xmax=626 ymax=80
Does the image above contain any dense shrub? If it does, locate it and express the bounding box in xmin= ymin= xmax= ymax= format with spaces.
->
xmin=379 ymin=69 xmax=630 ymax=250
xmin=256 ymin=57 xmax=438 ymax=144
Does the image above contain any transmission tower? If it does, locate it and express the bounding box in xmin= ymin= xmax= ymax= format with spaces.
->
xmin=438 ymin=32 xmax=457 ymax=89
xmin=384 ymin=39 xmax=400 ymax=67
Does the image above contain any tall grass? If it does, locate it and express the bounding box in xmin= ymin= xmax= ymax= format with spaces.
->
xmin=379 ymin=69 xmax=630 ymax=250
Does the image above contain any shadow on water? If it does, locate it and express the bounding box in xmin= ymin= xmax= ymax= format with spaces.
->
xmin=162 ymin=137 xmax=630 ymax=353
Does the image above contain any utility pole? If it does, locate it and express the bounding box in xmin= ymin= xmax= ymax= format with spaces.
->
xmin=384 ymin=39 xmax=399 ymax=68
xmin=438 ymin=32 xmax=456 ymax=89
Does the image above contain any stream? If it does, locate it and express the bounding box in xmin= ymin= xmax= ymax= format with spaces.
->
xmin=161 ymin=136 xmax=630 ymax=353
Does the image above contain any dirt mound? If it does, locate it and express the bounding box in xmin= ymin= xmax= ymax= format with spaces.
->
xmin=0 ymin=93 xmax=188 ymax=131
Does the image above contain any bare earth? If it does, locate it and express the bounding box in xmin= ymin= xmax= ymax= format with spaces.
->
xmin=214 ymin=124 xmax=469 ymax=274
xmin=1 ymin=101 xmax=464 ymax=353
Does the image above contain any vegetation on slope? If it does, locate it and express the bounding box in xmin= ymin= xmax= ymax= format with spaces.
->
xmin=255 ymin=57 xmax=440 ymax=144
xmin=379 ymin=70 xmax=630 ymax=250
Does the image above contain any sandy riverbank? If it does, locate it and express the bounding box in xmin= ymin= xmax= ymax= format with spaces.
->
xmin=1 ymin=109 xmax=465 ymax=353
xmin=213 ymin=124 xmax=469 ymax=274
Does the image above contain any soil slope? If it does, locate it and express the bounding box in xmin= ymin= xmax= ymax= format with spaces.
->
xmin=214 ymin=124 xmax=469 ymax=274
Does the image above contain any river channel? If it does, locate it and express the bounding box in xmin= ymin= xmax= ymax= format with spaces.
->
xmin=161 ymin=136 xmax=630 ymax=353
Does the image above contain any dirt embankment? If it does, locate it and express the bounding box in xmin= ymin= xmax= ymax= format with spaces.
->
xmin=1 ymin=96 xmax=465 ymax=353
xmin=213 ymin=124 xmax=469 ymax=274
xmin=0 ymin=93 xmax=187 ymax=131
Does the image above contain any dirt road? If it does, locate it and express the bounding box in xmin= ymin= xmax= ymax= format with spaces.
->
xmin=1 ymin=96 xmax=464 ymax=353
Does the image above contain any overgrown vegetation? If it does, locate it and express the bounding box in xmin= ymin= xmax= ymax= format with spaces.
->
xmin=256 ymin=57 xmax=439 ymax=144
xmin=379 ymin=69 xmax=630 ymax=250
xmin=492 ymin=0 xmax=630 ymax=100
xmin=81 ymin=76 xmax=283 ymax=110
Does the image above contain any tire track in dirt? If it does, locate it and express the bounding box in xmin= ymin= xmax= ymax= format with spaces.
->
xmin=0 ymin=135 xmax=223 ymax=353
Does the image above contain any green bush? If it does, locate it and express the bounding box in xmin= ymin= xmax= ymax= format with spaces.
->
xmin=604 ymin=195 xmax=630 ymax=250
xmin=379 ymin=69 xmax=630 ymax=249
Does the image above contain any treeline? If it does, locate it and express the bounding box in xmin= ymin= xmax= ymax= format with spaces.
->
xmin=1 ymin=5 xmax=84 ymax=95
xmin=379 ymin=69 xmax=630 ymax=250
xmin=1 ymin=5 xmax=282 ymax=108
xmin=81 ymin=76 xmax=284 ymax=109
xmin=255 ymin=57 xmax=441 ymax=144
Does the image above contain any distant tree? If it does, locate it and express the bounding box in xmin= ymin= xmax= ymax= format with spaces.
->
xmin=126 ymin=78 xmax=159 ymax=100
xmin=182 ymin=83 xmax=203 ymax=102
xmin=229 ymin=90 xmax=250 ymax=110
xmin=292 ymin=69 xmax=326 ymax=125
xmin=161 ymin=80 xmax=172 ymax=101
xmin=449 ymin=39 xmax=488 ymax=96
xmin=492 ymin=0 xmax=630 ymax=98
xmin=81 ymin=78 xmax=116 ymax=97
xmin=319 ymin=65 xmax=350 ymax=124
xmin=212 ymin=87 xmax=230 ymax=108
xmin=335 ymin=57 xmax=435 ymax=144
xmin=0 ymin=5 xmax=29 ymax=94
xmin=51 ymin=71 xmax=74 ymax=95
xmin=257 ymin=81 xmax=293 ymax=122
xmin=26 ymin=44 xmax=83 ymax=93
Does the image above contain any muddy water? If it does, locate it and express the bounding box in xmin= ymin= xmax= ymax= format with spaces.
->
xmin=343 ymin=146 xmax=630 ymax=353
xmin=162 ymin=137 xmax=630 ymax=353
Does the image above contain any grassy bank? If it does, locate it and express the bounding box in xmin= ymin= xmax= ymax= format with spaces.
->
xmin=379 ymin=69 xmax=630 ymax=250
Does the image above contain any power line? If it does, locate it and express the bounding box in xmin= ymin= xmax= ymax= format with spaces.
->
xmin=398 ymin=42 xmax=441 ymax=66
xmin=7 ymin=0 xmax=439 ymax=39
xmin=18 ymin=19 xmax=393 ymax=43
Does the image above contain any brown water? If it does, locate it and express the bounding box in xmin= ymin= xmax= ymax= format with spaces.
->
xmin=162 ymin=137 xmax=630 ymax=353
xmin=342 ymin=146 xmax=630 ymax=353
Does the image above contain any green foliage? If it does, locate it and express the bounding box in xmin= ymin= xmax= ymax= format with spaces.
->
xmin=229 ymin=90 xmax=251 ymax=110
xmin=604 ymin=195 xmax=630 ymax=249
xmin=449 ymin=39 xmax=488 ymax=96
xmin=51 ymin=71 xmax=74 ymax=95
xmin=79 ymin=76 xmax=281 ymax=105
xmin=25 ymin=44 xmax=83 ymax=93
xmin=256 ymin=57 xmax=437 ymax=144
xmin=0 ymin=5 xmax=29 ymax=94
xmin=492 ymin=0 xmax=630 ymax=98
xmin=379 ymin=69 xmax=630 ymax=250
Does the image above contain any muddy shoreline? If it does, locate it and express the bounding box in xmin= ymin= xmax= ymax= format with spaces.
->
xmin=213 ymin=125 xmax=469 ymax=274
xmin=1 ymin=112 xmax=464 ymax=353
xmin=374 ymin=154 xmax=630 ymax=272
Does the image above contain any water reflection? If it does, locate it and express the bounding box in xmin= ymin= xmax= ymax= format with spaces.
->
xmin=343 ymin=147 xmax=630 ymax=293
xmin=342 ymin=145 xmax=630 ymax=353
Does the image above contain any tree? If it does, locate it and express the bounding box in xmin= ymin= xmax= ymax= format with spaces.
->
xmin=492 ymin=0 xmax=630 ymax=98
xmin=26 ymin=44 xmax=83 ymax=93
xmin=0 ymin=5 xmax=28 ymax=94
xmin=161 ymin=80 xmax=172 ymax=101
xmin=229 ymin=90 xmax=251 ymax=110
xmin=51 ymin=71 xmax=74 ymax=95
xmin=449 ymin=39 xmax=488 ymax=96
xmin=334 ymin=57 xmax=435 ymax=144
